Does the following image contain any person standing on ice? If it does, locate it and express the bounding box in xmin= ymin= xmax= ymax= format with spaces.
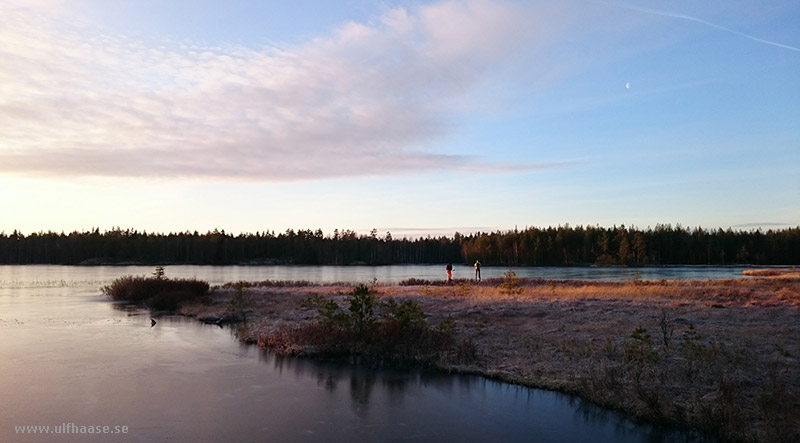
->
xmin=474 ymin=260 xmax=481 ymax=281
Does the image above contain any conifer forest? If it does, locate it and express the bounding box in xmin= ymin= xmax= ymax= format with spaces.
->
xmin=1 ymin=225 xmax=797 ymax=266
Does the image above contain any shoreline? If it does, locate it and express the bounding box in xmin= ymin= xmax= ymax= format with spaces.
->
xmin=179 ymin=275 xmax=800 ymax=442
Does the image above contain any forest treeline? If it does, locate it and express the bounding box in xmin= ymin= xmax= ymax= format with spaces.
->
xmin=0 ymin=225 xmax=798 ymax=266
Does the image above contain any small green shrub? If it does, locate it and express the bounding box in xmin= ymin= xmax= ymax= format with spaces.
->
xmin=227 ymin=283 xmax=253 ymax=318
xmin=382 ymin=299 xmax=426 ymax=329
xmin=775 ymin=343 xmax=791 ymax=358
xmin=625 ymin=326 xmax=659 ymax=364
xmin=500 ymin=269 xmax=522 ymax=294
xmin=318 ymin=299 xmax=348 ymax=328
xmin=260 ymin=283 xmax=462 ymax=366
xmin=347 ymin=283 xmax=376 ymax=334
xmin=298 ymin=293 xmax=327 ymax=310
xmin=630 ymin=325 xmax=651 ymax=343
xmin=436 ymin=315 xmax=456 ymax=335
xmin=312 ymin=283 xmax=378 ymax=332
xmin=152 ymin=265 xmax=165 ymax=279
xmin=681 ymin=324 xmax=710 ymax=361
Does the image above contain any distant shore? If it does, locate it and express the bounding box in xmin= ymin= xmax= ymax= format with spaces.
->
xmin=179 ymin=273 xmax=799 ymax=442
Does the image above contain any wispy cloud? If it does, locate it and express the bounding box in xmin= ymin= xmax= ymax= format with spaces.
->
xmin=608 ymin=1 xmax=800 ymax=53
xmin=0 ymin=0 xmax=561 ymax=181
xmin=731 ymin=222 xmax=794 ymax=229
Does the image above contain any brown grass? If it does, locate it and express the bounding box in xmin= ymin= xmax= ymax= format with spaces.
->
xmin=742 ymin=268 xmax=800 ymax=279
xmin=103 ymin=276 xmax=210 ymax=311
xmin=180 ymin=277 xmax=800 ymax=442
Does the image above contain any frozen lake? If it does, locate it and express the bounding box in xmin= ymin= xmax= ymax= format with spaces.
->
xmin=0 ymin=266 xmax=714 ymax=442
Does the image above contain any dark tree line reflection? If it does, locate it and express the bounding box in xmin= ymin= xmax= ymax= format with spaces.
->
xmin=257 ymin=350 xmax=710 ymax=442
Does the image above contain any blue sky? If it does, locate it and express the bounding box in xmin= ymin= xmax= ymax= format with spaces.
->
xmin=1 ymin=0 xmax=798 ymax=237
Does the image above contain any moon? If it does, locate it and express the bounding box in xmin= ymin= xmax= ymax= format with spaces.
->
xmin=625 ymin=82 xmax=630 ymax=89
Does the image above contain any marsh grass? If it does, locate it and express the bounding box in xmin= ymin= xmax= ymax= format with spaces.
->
xmin=222 ymin=279 xmax=320 ymax=288
xmin=742 ymin=268 xmax=800 ymax=278
xmin=415 ymin=277 xmax=800 ymax=442
xmin=178 ymin=276 xmax=800 ymax=442
xmin=399 ymin=277 xmax=473 ymax=286
xmin=224 ymin=283 xmax=254 ymax=323
xmin=103 ymin=275 xmax=209 ymax=311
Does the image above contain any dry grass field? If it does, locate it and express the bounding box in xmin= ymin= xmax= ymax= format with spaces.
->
xmin=181 ymin=273 xmax=800 ymax=442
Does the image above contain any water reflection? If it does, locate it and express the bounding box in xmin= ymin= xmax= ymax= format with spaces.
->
xmin=247 ymin=350 xmax=711 ymax=443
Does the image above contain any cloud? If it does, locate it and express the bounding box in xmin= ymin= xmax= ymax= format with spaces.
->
xmin=608 ymin=1 xmax=800 ymax=53
xmin=730 ymin=222 xmax=794 ymax=229
xmin=0 ymin=0 xmax=556 ymax=181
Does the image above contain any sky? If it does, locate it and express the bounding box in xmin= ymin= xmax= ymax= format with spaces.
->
xmin=1 ymin=0 xmax=798 ymax=238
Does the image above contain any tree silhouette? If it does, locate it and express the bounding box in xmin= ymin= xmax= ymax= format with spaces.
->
xmin=0 ymin=225 xmax=797 ymax=266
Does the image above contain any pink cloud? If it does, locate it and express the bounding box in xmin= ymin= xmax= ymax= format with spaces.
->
xmin=0 ymin=1 xmax=563 ymax=181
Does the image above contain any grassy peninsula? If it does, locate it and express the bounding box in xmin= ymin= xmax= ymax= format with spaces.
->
xmin=108 ymin=271 xmax=799 ymax=442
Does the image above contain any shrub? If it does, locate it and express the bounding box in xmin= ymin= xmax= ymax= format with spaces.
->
xmin=399 ymin=278 xmax=443 ymax=286
xmin=297 ymin=293 xmax=327 ymax=310
xmin=382 ymin=299 xmax=426 ymax=329
xmin=102 ymin=275 xmax=209 ymax=311
xmin=500 ymin=269 xmax=522 ymax=294
xmin=657 ymin=308 xmax=675 ymax=350
xmin=226 ymin=283 xmax=253 ymax=319
xmin=318 ymin=298 xmax=348 ymax=328
xmin=152 ymin=265 xmax=165 ymax=279
xmin=625 ymin=326 xmax=659 ymax=364
xmin=260 ymin=283 xmax=462 ymax=366
xmin=347 ymin=283 xmax=376 ymax=334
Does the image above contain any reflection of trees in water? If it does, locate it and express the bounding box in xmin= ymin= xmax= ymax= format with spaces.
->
xmin=256 ymin=349 xmax=701 ymax=441
xmin=258 ymin=349 xmax=675 ymax=438
xmin=568 ymin=394 xmax=644 ymax=440
xmin=349 ymin=372 xmax=376 ymax=417
xmin=382 ymin=373 xmax=411 ymax=409
xmin=318 ymin=373 xmax=338 ymax=392
xmin=568 ymin=394 xmax=699 ymax=443
xmin=569 ymin=394 xmax=615 ymax=425
xmin=256 ymin=350 xmax=493 ymax=415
